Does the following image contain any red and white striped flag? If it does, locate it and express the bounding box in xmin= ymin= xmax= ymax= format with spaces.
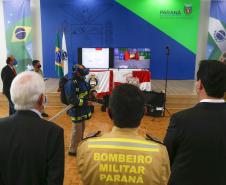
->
xmin=113 ymin=69 xmax=151 ymax=91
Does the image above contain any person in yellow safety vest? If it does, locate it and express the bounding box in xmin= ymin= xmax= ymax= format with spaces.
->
xmin=76 ymin=84 xmax=170 ymax=185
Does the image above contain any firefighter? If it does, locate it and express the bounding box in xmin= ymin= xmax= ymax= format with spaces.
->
xmin=76 ymin=84 xmax=170 ymax=185
xmin=64 ymin=64 xmax=92 ymax=156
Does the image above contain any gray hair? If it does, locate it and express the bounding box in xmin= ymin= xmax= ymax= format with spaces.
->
xmin=10 ymin=71 xmax=45 ymax=110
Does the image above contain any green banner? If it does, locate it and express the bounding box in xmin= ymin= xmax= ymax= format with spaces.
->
xmin=116 ymin=0 xmax=200 ymax=54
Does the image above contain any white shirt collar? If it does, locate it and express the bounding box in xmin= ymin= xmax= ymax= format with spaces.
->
xmin=200 ymin=99 xmax=225 ymax=103
xmin=30 ymin=109 xmax=42 ymax=118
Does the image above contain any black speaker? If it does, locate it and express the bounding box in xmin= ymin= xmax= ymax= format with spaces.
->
xmin=143 ymin=91 xmax=165 ymax=117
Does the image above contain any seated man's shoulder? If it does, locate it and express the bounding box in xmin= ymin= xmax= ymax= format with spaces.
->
xmin=78 ymin=131 xmax=102 ymax=146
xmin=145 ymin=134 xmax=169 ymax=155
xmin=145 ymin=134 xmax=164 ymax=145
xmin=42 ymin=119 xmax=63 ymax=131
xmin=82 ymin=131 xmax=102 ymax=141
xmin=1 ymin=65 xmax=7 ymax=72
xmin=173 ymin=106 xmax=196 ymax=118
xmin=0 ymin=117 xmax=11 ymax=126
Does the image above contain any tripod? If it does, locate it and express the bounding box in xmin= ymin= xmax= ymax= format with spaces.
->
xmin=163 ymin=46 xmax=171 ymax=117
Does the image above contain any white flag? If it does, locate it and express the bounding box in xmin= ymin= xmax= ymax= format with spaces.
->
xmin=208 ymin=17 xmax=226 ymax=52
xmin=62 ymin=32 xmax=68 ymax=75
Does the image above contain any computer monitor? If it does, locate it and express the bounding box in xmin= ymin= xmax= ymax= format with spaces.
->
xmin=114 ymin=48 xmax=150 ymax=69
xmin=78 ymin=48 xmax=113 ymax=69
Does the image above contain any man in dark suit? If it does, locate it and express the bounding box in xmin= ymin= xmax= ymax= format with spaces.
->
xmin=164 ymin=60 xmax=226 ymax=185
xmin=1 ymin=55 xmax=17 ymax=115
xmin=0 ymin=71 xmax=64 ymax=185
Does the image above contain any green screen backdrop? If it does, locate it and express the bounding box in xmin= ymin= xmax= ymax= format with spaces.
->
xmin=116 ymin=0 xmax=200 ymax=54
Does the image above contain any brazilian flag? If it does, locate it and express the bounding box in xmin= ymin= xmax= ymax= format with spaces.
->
xmin=3 ymin=0 xmax=33 ymax=73
xmin=55 ymin=33 xmax=63 ymax=78
xmin=207 ymin=17 xmax=226 ymax=59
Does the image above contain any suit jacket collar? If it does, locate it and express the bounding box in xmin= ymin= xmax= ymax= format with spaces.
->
xmin=6 ymin=64 xmax=16 ymax=75
xmin=195 ymin=102 xmax=226 ymax=110
xmin=14 ymin=110 xmax=42 ymax=119
xmin=30 ymin=109 xmax=42 ymax=118
xmin=7 ymin=64 xmax=14 ymax=70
